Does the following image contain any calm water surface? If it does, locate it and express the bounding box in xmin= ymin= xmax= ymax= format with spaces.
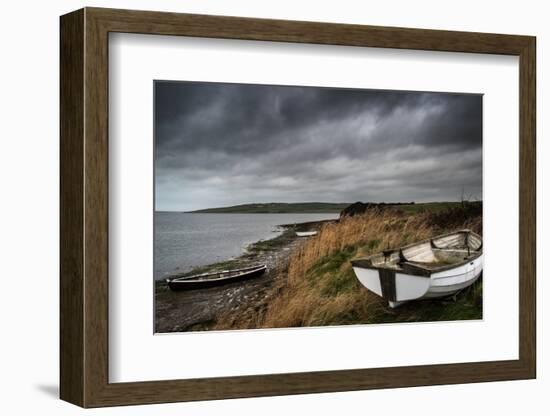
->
xmin=154 ymin=212 xmax=338 ymax=280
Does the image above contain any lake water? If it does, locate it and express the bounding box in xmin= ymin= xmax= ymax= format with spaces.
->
xmin=154 ymin=212 xmax=339 ymax=280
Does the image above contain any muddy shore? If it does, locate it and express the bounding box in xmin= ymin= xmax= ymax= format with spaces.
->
xmin=155 ymin=219 xmax=334 ymax=332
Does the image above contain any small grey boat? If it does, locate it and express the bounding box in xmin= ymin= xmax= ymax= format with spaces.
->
xmin=167 ymin=264 xmax=267 ymax=291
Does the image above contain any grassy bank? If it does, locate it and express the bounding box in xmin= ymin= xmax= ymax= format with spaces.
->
xmin=215 ymin=205 xmax=482 ymax=330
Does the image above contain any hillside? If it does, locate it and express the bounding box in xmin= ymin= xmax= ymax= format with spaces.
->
xmin=187 ymin=202 xmax=351 ymax=213
xmin=186 ymin=201 xmax=471 ymax=214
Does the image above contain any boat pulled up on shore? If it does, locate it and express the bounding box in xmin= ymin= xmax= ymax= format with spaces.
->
xmin=295 ymin=231 xmax=318 ymax=237
xmin=167 ymin=264 xmax=267 ymax=291
xmin=351 ymin=230 xmax=483 ymax=308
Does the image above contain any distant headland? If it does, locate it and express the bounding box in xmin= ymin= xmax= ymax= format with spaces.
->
xmin=185 ymin=202 xmax=352 ymax=214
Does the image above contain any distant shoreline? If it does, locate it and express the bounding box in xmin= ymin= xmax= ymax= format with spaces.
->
xmin=156 ymin=201 xmax=477 ymax=215
xmin=184 ymin=202 xmax=351 ymax=214
xmin=179 ymin=211 xmax=343 ymax=214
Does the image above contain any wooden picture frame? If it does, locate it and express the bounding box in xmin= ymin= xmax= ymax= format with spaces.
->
xmin=60 ymin=7 xmax=536 ymax=408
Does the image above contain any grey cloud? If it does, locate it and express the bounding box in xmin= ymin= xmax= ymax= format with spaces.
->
xmin=154 ymin=81 xmax=482 ymax=211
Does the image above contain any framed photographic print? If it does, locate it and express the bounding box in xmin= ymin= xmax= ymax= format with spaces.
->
xmin=60 ymin=7 xmax=536 ymax=408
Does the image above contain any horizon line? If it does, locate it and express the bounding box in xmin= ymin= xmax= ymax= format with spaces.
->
xmin=155 ymin=199 xmax=482 ymax=213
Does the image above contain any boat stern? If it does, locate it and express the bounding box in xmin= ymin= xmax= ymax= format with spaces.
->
xmin=351 ymin=259 xmax=431 ymax=303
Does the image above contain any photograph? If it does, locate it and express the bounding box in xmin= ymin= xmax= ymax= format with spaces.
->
xmin=154 ymin=80 xmax=483 ymax=333
xmin=53 ymin=5 xmax=537 ymax=409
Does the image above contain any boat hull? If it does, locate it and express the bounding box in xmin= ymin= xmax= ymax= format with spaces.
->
xmin=352 ymin=251 xmax=483 ymax=306
xmin=167 ymin=265 xmax=267 ymax=291
xmin=425 ymin=254 xmax=483 ymax=298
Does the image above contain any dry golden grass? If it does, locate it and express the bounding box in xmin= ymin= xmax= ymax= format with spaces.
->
xmin=215 ymin=207 xmax=482 ymax=330
xmin=261 ymin=208 xmax=481 ymax=328
xmin=286 ymin=211 xmax=433 ymax=285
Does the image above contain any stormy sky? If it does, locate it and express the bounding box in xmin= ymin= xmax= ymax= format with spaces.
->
xmin=155 ymin=81 xmax=482 ymax=212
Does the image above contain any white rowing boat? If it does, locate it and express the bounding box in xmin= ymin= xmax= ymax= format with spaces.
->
xmin=351 ymin=230 xmax=482 ymax=308
xmin=295 ymin=231 xmax=318 ymax=237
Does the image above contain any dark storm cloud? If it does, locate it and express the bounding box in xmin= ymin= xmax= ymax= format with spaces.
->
xmin=154 ymin=81 xmax=482 ymax=211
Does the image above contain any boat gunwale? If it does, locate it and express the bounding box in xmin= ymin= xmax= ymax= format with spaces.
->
xmin=350 ymin=229 xmax=482 ymax=277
